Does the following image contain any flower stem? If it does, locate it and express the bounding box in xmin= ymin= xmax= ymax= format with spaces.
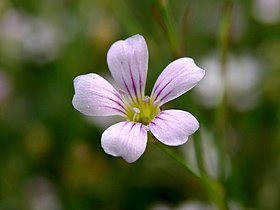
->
xmin=154 ymin=141 xmax=200 ymax=179
xmin=216 ymin=0 xmax=233 ymax=181
xmin=152 ymin=0 xmax=181 ymax=57
xmin=193 ymin=133 xmax=207 ymax=176
xmin=153 ymin=141 xmax=229 ymax=210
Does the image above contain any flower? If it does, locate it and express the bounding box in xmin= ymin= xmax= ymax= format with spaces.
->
xmin=194 ymin=53 xmax=262 ymax=110
xmin=253 ymin=0 xmax=280 ymax=24
xmin=72 ymin=34 xmax=205 ymax=163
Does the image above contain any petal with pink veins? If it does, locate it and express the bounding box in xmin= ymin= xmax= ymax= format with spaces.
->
xmin=107 ymin=34 xmax=148 ymax=102
xmin=101 ymin=121 xmax=148 ymax=163
xmin=72 ymin=73 xmax=126 ymax=116
xmin=151 ymin=58 xmax=205 ymax=106
xmin=150 ymin=110 xmax=199 ymax=146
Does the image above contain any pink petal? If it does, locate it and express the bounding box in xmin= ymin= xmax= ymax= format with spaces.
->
xmin=151 ymin=58 xmax=205 ymax=106
xmin=72 ymin=73 xmax=126 ymax=116
xmin=101 ymin=121 xmax=148 ymax=163
xmin=107 ymin=34 xmax=148 ymax=102
xmin=149 ymin=110 xmax=199 ymax=146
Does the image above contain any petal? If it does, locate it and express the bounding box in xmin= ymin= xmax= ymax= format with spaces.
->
xmin=101 ymin=121 xmax=148 ymax=163
xmin=72 ymin=73 xmax=126 ymax=116
xmin=151 ymin=58 xmax=205 ymax=106
xmin=107 ymin=34 xmax=148 ymax=102
xmin=149 ymin=110 xmax=199 ymax=146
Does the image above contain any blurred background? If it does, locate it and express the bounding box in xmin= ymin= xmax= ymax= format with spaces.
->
xmin=0 ymin=0 xmax=280 ymax=209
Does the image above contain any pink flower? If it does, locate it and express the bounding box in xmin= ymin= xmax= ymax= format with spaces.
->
xmin=72 ymin=34 xmax=205 ymax=163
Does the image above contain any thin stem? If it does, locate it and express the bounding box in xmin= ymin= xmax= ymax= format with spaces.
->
xmin=179 ymin=3 xmax=191 ymax=55
xmin=193 ymin=133 xmax=207 ymax=176
xmin=152 ymin=141 xmax=229 ymax=210
xmin=216 ymin=0 xmax=233 ymax=181
xmin=152 ymin=0 xmax=181 ymax=57
xmin=154 ymin=141 xmax=200 ymax=180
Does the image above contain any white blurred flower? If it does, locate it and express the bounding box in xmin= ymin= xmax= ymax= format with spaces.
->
xmin=194 ymin=56 xmax=224 ymax=108
xmin=149 ymin=203 xmax=173 ymax=210
xmin=0 ymin=10 xmax=30 ymax=41
xmin=0 ymin=9 xmax=65 ymax=63
xmin=150 ymin=200 xmax=219 ymax=210
xmin=177 ymin=200 xmax=245 ymax=210
xmin=176 ymin=200 xmax=217 ymax=210
xmin=22 ymin=18 xmax=61 ymax=62
xmin=150 ymin=200 xmax=244 ymax=210
xmin=25 ymin=176 xmax=61 ymax=210
xmin=253 ymin=0 xmax=280 ymax=24
xmin=195 ymin=53 xmax=262 ymax=111
xmin=226 ymin=55 xmax=262 ymax=110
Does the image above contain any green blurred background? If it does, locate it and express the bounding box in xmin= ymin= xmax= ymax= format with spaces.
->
xmin=0 ymin=0 xmax=280 ymax=209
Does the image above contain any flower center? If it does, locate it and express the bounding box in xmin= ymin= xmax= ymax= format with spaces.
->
xmin=125 ymin=96 xmax=160 ymax=125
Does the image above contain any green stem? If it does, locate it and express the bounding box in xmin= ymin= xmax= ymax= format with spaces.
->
xmin=219 ymin=1 xmax=233 ymax=68
xmin=193 ymin=133 xmax=207 ymax=176
xmin=179 ymin=3 xmax=191 ymax=55
xmin=154 ymin=141 xmax=200 ymax=179
xmin=153 ymin=0 xmax=180 ymax=57
xmin=153 ymin=142 xmax=229 ymax=210
xmin=216 ymin=0 xmax=233 ymax=181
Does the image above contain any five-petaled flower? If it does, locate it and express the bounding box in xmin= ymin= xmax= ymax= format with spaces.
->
xmin=72 ymin=34 xmax=205 ymax=163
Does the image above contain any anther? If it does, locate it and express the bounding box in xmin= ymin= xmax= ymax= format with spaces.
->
xmin=133 ymin=107 xmax=140 ymax=114
xmin=132 ymin=107 xmax=140 ymax=121
xmin=143 ymin=96 xmax=150 ymax=103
